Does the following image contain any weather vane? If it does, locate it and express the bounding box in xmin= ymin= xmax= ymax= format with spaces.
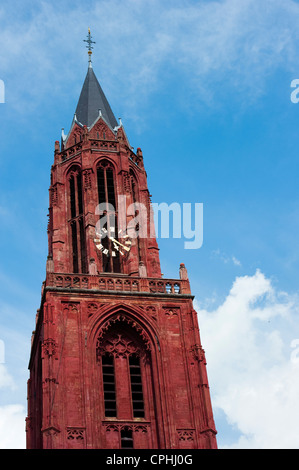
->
xmin=84 ymin=28 xmax=96 ymax=65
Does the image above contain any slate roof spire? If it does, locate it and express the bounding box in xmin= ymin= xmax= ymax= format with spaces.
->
xmin=75 ymin=29 xmax=118 ymax=130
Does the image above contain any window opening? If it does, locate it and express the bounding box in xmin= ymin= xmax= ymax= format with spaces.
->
xmin=129 ymin=355 xmax=145 ymax=418
xmin=68 ymin=169 xmax=86 ymax=273
xmin=102 ymin=354 xmax=117 ymax=418
xmin=71 ymin=221 xmax=78 ymax=273
xmin=121 ymin=428 xmax=133 ymax=449
xmin=97 ymin=161 xmax=120 ymax=273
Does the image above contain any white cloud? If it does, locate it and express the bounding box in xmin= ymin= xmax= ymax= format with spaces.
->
xmin=0 ymin=299 xmax=33 ymax=449
xmin=212 ymin=249 xmax=242 ymax=266
xmin=0 ymin=364 xmax=26 ymax=449
xmin=232 ymin=256 xmax=241 ymax=267
xmin=196 ymin=269 xmax=299 ymax=448
xmin=0 ymin=364 xmax=14 ymax=390
xmin=0 ymin=405 xmax=26 ymax=449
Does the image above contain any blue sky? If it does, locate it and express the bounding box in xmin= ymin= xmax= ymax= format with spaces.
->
xmin=1 ymin=0 xmax=299 ymax=449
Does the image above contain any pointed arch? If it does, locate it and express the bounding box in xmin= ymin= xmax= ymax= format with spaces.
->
xmin=96 ymin=158 xmax=117 ymax=210
xmin=129 ymin=168 xmax=142 ymax=263
xmin=66 ymin=164 xmax=87 ymax=273
xmin=87 ymin=304 xmax=163 ymax=447
xmin=96 ymin=312 xmax=152 ymax=355
xmin=95 ymin=158 xmax=120 ymax=273
xmin=87 ymin=303 xmax=160 ymax=351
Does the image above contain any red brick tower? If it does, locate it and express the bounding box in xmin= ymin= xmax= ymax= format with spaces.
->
xmin=26 ymin=31 xmax=217 ymax=450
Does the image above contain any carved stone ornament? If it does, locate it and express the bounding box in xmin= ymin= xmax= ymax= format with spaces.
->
xmin=163 ymin=307 xmax=179 ymax=317
xmin=67 ymin=427 xmax=85 ymax=441
xmin=87 ymin=302 xmax=98 ymax=317
xmin=51 ymin=186 xmax=58 ymax=206
xmin=123 ymin=171 xmax=131 ymax=194
xmin=96 ymin=314 xmax=152 ymax=354
xmin=104 ymin=423 xmax=148 ymax=433
xmin=83 ymin=169 xmax=92 ymax=190
xmin=177 ymin=429 xmax=195 ymax=441
xmin=42 ymin=338 xmax=58 ymax=358
xmin=145 ymin=305 xmax=157 ymax=321
xmin=97 ymin=333 xmax=140 ymax=358
xmin=190 ymin=344 xmax=206 ymax=363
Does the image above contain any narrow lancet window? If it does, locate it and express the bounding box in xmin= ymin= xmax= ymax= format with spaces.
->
xmin=70 ymin=175 xmax=76 ymax=219
xmin=129 ymin=354 xmax=145 ymax=418
xmin=96 ymin=160 xmax=120 ymax=273
xmin=71 ymin=221 xmax=78 ymax=273
xmin=68 ymin=167 xmax=86 ymax=273
xmin=102 ymin=354 xmax=117 ymax=417
xmin=121 ymin=428 xmax=133 ymax=449
xmin=130 ymin=171 xmax=142 ymax=263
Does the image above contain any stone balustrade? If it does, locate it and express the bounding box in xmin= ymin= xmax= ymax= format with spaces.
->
xmin=45 ymin=272 xmax=191 ymax=296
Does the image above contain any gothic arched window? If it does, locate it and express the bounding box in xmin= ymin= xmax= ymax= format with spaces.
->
xmin=68 ymin=166 xmax=87 ymax=273
xmin=130 ymin=170 xmax=142 ymax=263
xmin=96 ymin=317 xmax=154 ymax=449
xmin=97 ymin=160 xmax=116 ymax=210
xmin=96 ymin=160 xmax=120 ymax=273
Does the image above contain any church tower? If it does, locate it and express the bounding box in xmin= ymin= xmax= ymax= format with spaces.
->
xmin=26 ymin=31 xmax=217 ymax=450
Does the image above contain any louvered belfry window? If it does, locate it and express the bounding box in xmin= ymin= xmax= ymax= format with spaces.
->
xmin=98 ymin=328 xmax=147 ymax=422
xmin=101 ymin=353 xmax=117 ymax=417
xmin=68 ymin=167 xmax=87 ymax=273
xmin=96 ymin=160 xmax=120 ymax=273
xmin=129 ymin=354 xmax=145 ymax=418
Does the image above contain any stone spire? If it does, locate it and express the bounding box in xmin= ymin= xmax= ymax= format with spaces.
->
xmin=75 ymin=29 xmax=118 ymax=129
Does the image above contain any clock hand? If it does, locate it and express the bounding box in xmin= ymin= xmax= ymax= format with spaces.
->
xmin=109 ymin=237 xmax=131 ymax=251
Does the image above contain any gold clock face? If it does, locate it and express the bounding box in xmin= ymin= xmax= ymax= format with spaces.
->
xmin=94 ymin=226 xmax=132 ymax=257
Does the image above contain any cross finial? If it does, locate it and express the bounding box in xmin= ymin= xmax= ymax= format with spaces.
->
xmin=84 ymin=28 xmax=96 ymax=66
